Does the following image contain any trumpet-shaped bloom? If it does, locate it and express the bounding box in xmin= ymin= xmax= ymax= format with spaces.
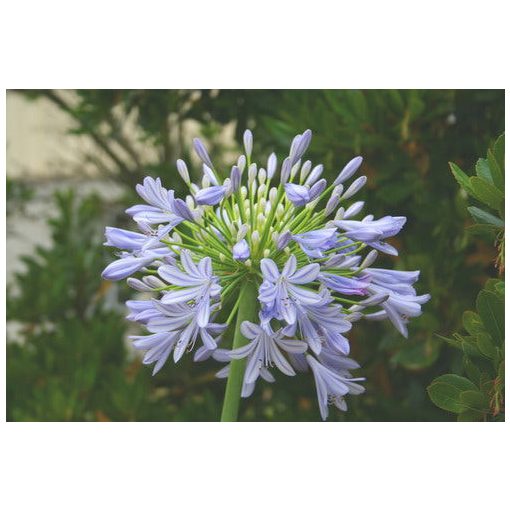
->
xmin=103 ymin=127 xmax=428 ymax=420
xmin=126 ymin=176 xmax=192 ymax=226
xmin=229 ymin=320 xmax=307 ymax=384
xmin=335 ymin=216 xmax=406 ymax=255
xmin=158 ymin=250 xmax=221 ymax=328
xmin=258 ymin=255 xmax=322 ymax=324
xmin=292 ymin=228 xmax=338 ymax=258
xmin=307 ymin=354 xmax=365 ymax=420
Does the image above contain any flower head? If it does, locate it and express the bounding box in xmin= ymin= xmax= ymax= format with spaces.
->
xmin=103 ymin=128 xmax=428 ymax=420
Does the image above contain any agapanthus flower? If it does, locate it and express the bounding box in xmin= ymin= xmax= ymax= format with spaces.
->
xmin=103 ymin=128 xmax=429 ymax=420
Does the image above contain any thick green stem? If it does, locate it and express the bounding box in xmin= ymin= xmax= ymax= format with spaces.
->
xmin=220 ymin=280 xmax=259 ymax=421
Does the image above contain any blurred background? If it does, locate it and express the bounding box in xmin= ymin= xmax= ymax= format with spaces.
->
xmin=6 ymin=89 xmax=504 ymax=421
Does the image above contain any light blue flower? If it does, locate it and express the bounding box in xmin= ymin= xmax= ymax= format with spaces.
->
xmin=283 ymin=292 xmax=353 ymax=355
xmin=195 ymin=185 xmax=227 ymax=206
xmin=157 ymin=250 xmax=221 ymax=327
xmin=103 ymin=127 xmax=429 ymax=419
xmin=284 ymin=183 xmax=310 ymax=206
xmin=335 ymin=215 xmax=407 ymax=255
xmin=284 ymin=179 xmax=327 ymax=207
xmin=102 ymin=248 xmax=170 ymax=281
xmin=232 ymin=239 xmax=250 ymax=261
xmin=104 ymin=226 xmax=165 ymax=252
xmin=319 ymin=273 xmax=371 ymax=296
xmin=131 ymin=301 xmax=227 ymax=371
xmin=307 ymin=354 xmax=365 ymax=420
xmin=229 ymin=319 xmax=307 ymax=384
xmin=258 ymin=255 xmax=322 ymax=324
xmin=292 ymin=228 xmax=338 ymax=258
xmin=125 ymin=176 xmax=192 ymax=226
xmin=363 ymin=268 xmax=430 ymax=337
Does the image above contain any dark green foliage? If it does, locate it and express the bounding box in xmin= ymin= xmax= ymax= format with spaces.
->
xmin=8 ymin=190 xmax=108 ymax=323
xmin=6 ymin=177 xmax=33 ymax=217
xmin=428 ymin=135 xmax=505 ymax=421
xmin=6 ymin=192 xmax=196 ymax=421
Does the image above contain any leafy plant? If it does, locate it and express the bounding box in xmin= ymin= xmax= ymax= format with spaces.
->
xmin=6 ymin=191 xmax=168 ymax=421
xmin=6 ymin=177 xmax=33 ymax=217
xmin=427 ymin=134 xmax=505 ymax=421
xmin=450 ymin=133 xmax=505 ymax=274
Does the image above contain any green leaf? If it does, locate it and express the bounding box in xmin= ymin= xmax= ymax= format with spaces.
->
xmin=466 ymin=224 xmax=499 ymax=237
xmin=463 ymin=357 xmax=481 ymax=384
xmin=433 ymin=374 xmax=478 ymax=391
xmin=485 ymin=278 xmax=503 ymax=293
xmin=457 ymin=334 xmax=484 ymax=358
xmin=475 ymin=158 xmax=493 ymax=184
xmin=436 ymin=333 xmax=462 ymax=351
xmin=462 ymin=311 xmax=484 ymax=336
xmin=460 ymin=390 xmax=490 ymax=412
xmin=476 ymin=332 xmax=496 ymax=359
xmin=427 ymin=374 xmax=477 ymax=413
xmin=467 ymin=206 xmax=504 ymax=227
xmin=469 ymin=176 xmax=504 ymax=210
xmin=492 ymin=133 xmax=505 ymax=171
xmin=494 ymin=281 xmax=504 ymax=295
xmin=476 ymin=290 xmax=504 ymax=346
xmin=487 ymin=149 xmax=504 ymax=190
xmin=449 ymin=162 xmax=473 ymax=194
xmin=457 ymin=410 xmax=485 ymax=422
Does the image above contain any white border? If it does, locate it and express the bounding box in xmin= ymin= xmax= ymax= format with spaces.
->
xmin=2 ymin=1 xmax=508 ymax=509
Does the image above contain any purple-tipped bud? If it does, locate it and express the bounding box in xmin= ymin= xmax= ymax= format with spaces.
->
xmin=333 ymin=156 xmax=363 ymax=185
xmin=341 ymin=176 xmax=367 ymax=200
xmin=344 ymin=201 xmax=365 ymax=219
xmin=360 ymin=249 xmax=378 ymax=269
xmin=233 ymin=239 xmax=250 ymax=261
xmin=173 ymin=198 xmax=194 ymax=221
xmin=176 ymin=159 xmax=190 ymax=184
xmin=267 ymin=153 xmax=277 ymax=179
xmin=323 ymin=254 xmax=346 ymax=268
xmin=334 ymin=156 xmax=363 ymax=185
xmin=309 ymin=178 xmax=327 ymax=201
xmin=243 ymin=129 xmax=253 ymax=158
xmin=325 ymin=193 xmax=340 ymax=216
xmin=281 ymin=157 xmax=292 ymax=183
xmin=195 ymin=185 xmax=226 ymax=205
xmin=102 ymin=255 xmax=154 ymax=281
xmin=104 ymin=227 xmax=146 ymax=250
xmin=304 ymin=164 xmax=323 ymax=186
xmin=193 ymin=138 xmax=214 ymax=169
xmin=230 ymin=166 xmax=241 ymax=192
xmin=290 ymin=129 xmax=312 ymax=164
xmin=284 ymin=183 xmax=310 ymax=207
xmin=276 ymin=230 xmax=292 ymax=249
xmin=289 ymin=134 xmax=301 ymax=159
xmin=203 ymin=164 xmax=218 ymax=185
xmin=223 ymin=178 xmax=233 ymax=197
xmin=126 ymin=277 xmax=153 ymax=291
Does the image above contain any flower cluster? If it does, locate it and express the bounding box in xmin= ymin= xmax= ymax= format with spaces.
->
xmin=103 ymin=128 xmax=430 ymax=420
